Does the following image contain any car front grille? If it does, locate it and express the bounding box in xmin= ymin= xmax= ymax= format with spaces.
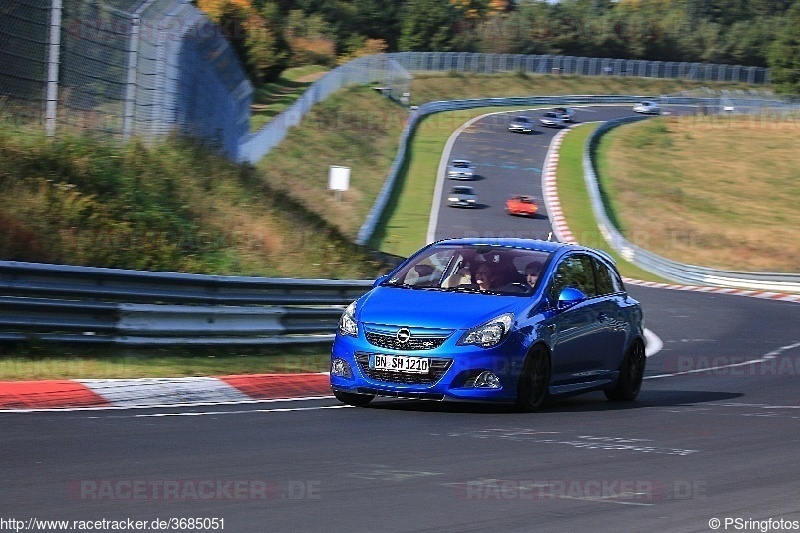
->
xmin=355 ymin=353 xmax=452 ymax=385
xmin=365 ymin=329 xmax=450 ymax=351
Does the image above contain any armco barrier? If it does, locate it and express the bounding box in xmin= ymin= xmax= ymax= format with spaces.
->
xmin=582 ymin=117 xmax=800 ymax=294
xmin=0 ymin=260 xmax=373 ymax=346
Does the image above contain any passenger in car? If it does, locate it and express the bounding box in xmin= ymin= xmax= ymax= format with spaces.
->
xmin=471 ymin=261 xmax=497 ymax=291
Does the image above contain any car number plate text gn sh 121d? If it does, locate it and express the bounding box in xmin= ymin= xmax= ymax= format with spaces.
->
xmin=371 ymin=354 xmax=430 ymax=373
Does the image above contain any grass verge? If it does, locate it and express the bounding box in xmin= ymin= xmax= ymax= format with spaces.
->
xmin=555 ymin=123 xmax=674 ymax=283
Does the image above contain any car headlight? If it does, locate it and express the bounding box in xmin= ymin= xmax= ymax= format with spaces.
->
xmin=338 ymin=301 xmax=358 ymax=337
xmin=458 ymin=313 xmax=514 ymax=348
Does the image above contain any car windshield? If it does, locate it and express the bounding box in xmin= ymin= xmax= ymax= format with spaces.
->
xmin=382 ymin=244 xmax=553 ymax=296
xmin=452 ymin=161 xmax=471 ymax=168
xmin=452 ymin=186 xmax=473 ymax=194
xmin=513 ymin=117 xmax=530 ymax=123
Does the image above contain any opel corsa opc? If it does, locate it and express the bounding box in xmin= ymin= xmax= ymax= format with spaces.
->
xmin=330 ymin=238 xmax=646 ymax=411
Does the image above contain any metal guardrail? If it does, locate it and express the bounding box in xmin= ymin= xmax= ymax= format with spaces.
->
xmin=582 ymin=117 xmax=800 ymax=294
xmin=0 ymin=260 xmax=373 ymax=346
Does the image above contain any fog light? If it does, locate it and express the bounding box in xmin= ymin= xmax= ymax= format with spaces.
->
xmin=331 ymin=358 xmax=352 ymax=378
xmin=474 ymin=371 xmax=501 ymax=389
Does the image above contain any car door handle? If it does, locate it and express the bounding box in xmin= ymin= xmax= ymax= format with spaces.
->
xmin=597 ymin=313 xmax=608 ymax=322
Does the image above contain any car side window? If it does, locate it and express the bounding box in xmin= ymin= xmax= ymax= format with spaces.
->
xmin=548 ymin=254 xmax=598 ymax=301
xmin=593 ymin=257 xmax=620 ymax=295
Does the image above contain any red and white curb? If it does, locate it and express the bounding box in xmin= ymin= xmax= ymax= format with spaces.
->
xmin=0 ymin=373 xmax=333 ymax=411
xmin=541 ymin=127 xmax=800 ymax=304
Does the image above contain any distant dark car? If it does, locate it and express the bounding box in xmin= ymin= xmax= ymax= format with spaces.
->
xmin=330 ymin=238 xmax=646 ymax=411
xmin=508 ymin=116 xmax=535 ymax=133
xmin=446 ymin=185 xmax=477 ymax=208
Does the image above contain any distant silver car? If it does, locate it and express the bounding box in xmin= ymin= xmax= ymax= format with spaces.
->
xmin=447 ymin=185 xmax=477 ymax=208
xmin=539 ymin=111 xmax=565 ymax=128
xmin=447 ymin=159 xmax=476 ymax=180
xmin=553 ymin=107 xmax=576 ymax=122
xmin=508 ymin=115 xmax=535 ymax=133
xmin=633 ymin=101 xmax=661 ymax=115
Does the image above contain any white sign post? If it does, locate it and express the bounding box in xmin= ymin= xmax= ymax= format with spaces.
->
xmin=328 ymin=165 xmax=350 ymax=201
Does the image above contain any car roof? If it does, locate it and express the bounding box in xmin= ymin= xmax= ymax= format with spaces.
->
xmin=431 ymin=237 xmax=574 ymax=253
xmin=512 ymin=116 xmax=531 ymax=121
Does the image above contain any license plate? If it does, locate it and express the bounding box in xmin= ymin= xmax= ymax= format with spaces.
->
xmin=371 ymin=354 xmax=429 ymax=373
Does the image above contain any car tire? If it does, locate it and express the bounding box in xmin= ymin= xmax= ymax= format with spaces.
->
xmin=333 ymin=390 xmax=374 ymax=407
xmin=604 ymin=339 xmax=646 ymax=401
xmin=515 ymin=345 xmax=550 ymax=412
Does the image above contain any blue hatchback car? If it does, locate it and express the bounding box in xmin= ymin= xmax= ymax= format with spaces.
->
xmin=330 ymin=238 xmax=645 ymax=411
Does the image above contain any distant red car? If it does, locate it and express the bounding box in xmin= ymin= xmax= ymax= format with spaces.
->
xmin=505 ymin=195 xmax=539 ymax=217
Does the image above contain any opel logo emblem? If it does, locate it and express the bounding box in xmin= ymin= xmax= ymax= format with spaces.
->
xmin=396 ymin=328 xmax=411 ymax=343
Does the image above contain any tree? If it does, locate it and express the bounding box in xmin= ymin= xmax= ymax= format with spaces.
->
xmin=768 ymin=1 xmax=800 ymax=94
xmin=398 ymin=0 xmax=460 ymax=52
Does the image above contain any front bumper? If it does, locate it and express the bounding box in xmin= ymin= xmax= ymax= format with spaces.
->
xmin=330 ymin=335 xmax=524 ymax=403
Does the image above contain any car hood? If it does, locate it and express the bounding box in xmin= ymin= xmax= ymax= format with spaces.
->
xmin=356 ymin=286 xmax=531 ymax=330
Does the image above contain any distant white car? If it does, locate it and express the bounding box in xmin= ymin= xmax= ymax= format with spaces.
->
xmin=539 ymin=111 xmax=566 ymax=128
xmin=447 ymin=185 xmax=477 ymax=208
xmin=633 ymin=101 xmax=661 ymax=115
xmin=447 ymin=159 xmax=476 ymax=180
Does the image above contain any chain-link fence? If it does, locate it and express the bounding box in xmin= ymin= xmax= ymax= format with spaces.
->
xmin=0 ymin=0 xmax=251 ymax=158
xmin=0 ymin=5 xmax=777 ymax=164
xmin=0 ymin=0 xmax=55 ymax=128
xmin=388 ymin=52 xmax=770 ymax=84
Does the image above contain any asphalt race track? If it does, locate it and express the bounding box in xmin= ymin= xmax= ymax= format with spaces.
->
xmin=1 ymin=106 xmax=799 ymax=532
xmin=432 ymin=105 xmax=636 ymax=241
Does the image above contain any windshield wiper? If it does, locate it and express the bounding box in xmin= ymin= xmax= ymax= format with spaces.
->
xmin=440 ymin=285 xmax=484 ymax=294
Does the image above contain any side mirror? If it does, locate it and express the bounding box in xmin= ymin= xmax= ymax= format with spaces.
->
xmin=557 ymin=287 xmax=587 ymax=310
xmin=373 ymin=274 xmax=390 ymax=288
